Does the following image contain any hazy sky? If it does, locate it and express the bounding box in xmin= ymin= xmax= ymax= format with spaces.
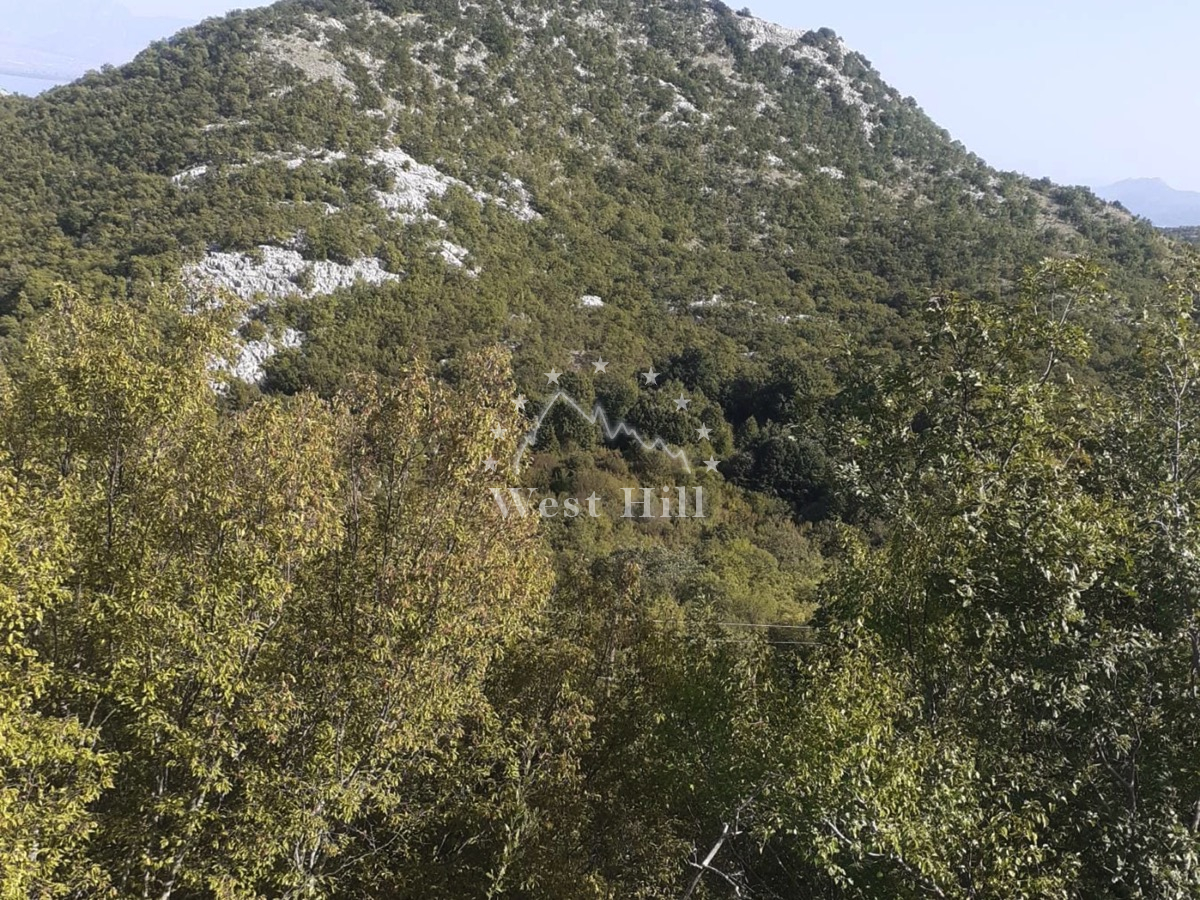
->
xmin=3 ymin=0 xmax=1196 ymax=191
xmin=118 ymin=0 xmax=235 ymax=12
xmin=752 ymin=0 xmax=1200 ymax=191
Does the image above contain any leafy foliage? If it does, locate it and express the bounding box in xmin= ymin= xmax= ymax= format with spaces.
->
xmin=1 ymin=0 xmax=1199 ymax=896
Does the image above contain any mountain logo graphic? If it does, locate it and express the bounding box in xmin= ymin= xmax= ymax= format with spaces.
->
xmin=511 ymin=390 xmax=692 ymax=474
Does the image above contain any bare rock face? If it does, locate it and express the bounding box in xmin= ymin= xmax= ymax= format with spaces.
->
xmin=369 ymin=146 xmax=539 ymax=223
xmin=369 ymin=146 xmax=474 ymax=217
xmin=225 ymin=326 xmax=304 ymax=384
xmin=734 ymin=15 xmax=810 ymax=52
xmin=184 ymin=245 xmax=400 ymax=302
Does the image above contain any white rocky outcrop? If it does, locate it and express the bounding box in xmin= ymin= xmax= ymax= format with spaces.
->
xmin=171 ymin=165 xmax=209 ymax=184
xmin=185 ymin=245 xmax=399 ymax=301
xmin=735 ymin=15 xmax=879 ymax=138
xmin=370 ymin=147 xmax=473 ymax=217
xmin=282 ymin=149 xmax=347 ymax=169
xmin=438 ymin=240 xmax=470 ymax=268
xmin=261 ymin=15 xmax=364 ymax=96
xmin=736 ymin=16 xmax=808 ymax=51
xmin=171 ymin=148 xmax=347 ymax=185
xmin=369 ymin=146 xmax=539 ymax=222
xmin=202 ymin=120 xmax=251 ymax=132
xmin=502 ymin=177 xmax=539 ymax=221
xmin=226 ymin=327 xmax=304 ymax=384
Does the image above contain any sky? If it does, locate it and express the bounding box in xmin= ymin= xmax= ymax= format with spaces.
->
xmin=1 ymin=0 xmax=1196 ymax=191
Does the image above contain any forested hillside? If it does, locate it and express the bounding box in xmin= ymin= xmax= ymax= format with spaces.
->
xmin=0 ymin=0 xmax=1164 ymax=371
xmin=1165 ymin=225 xmax=1200 ymax=245
xmin=3 ymin=0 xmax=1200 ymax=897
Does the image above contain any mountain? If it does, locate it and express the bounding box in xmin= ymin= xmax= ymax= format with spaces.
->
xmin=1095 ymin=176 xmax=1200 ymax=227
xmin=0 ymin=0 xmax=1166 ymax=392
xmin=5 ymin=4 xmax=1200 ymax=897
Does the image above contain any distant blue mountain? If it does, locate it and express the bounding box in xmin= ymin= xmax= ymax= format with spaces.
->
xmin=0 ymin=0 xmax=188 ymax=94
xmin=1094 ymin=178 xmax=1200 ymax=228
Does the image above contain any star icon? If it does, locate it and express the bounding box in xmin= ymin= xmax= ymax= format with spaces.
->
xmin=484 ymin=457 xmax=498 ymax=472
xmin=696 ymin=424 xmax=712 ymax=440
xmin=545 ymin=368 xmax=562 ymax=385
xmin=491 ymin=424 xmax=507 ymax=439
xmin=704 ymin=457 xmax=720 ymax=473
xmin=513 ymin=394 xmax=527 ymax=412
xmin=593 ymin=357 xmax=609 ymax=374
xmin=674 ymin=393 xmax=690 ymax=411
xmin=642 ymin=367 xmax=660 ymax=386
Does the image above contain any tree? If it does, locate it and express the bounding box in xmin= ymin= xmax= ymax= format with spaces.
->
xmin=806 ymin=259 xmax=1200 ymax=895
xmin=0 ymin=471 xmax=111 ymax=898
xmin=0 ymin=285 xmax=551 ymax=897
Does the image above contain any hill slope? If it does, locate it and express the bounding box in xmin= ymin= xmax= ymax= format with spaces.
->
xmin=6 ymin=6 xmax=1200 ymax=897
xmin=0 ymin=0 xmax=1165 ymax=390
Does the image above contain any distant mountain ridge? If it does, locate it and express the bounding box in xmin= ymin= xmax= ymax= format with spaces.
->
xmin=1095 ymin=177 xmax=1200 ymax=228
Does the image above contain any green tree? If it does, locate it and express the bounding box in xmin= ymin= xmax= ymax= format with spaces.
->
xmin=0 ymin=285 xmax=552 ymax=897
